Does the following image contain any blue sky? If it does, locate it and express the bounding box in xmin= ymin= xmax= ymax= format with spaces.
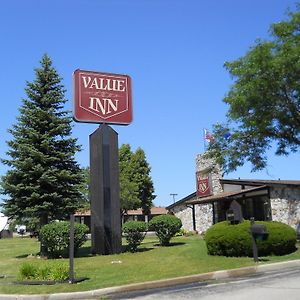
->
xmin=1 ymin=0 xmax=299 ymax=207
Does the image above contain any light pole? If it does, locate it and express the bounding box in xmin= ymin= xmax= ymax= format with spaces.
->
xmin=170 ymin=193 xmax=178 ymax=204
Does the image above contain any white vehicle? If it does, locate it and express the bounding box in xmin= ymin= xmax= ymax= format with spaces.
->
xmin=16 ymin=224 xmax=26 ymax=235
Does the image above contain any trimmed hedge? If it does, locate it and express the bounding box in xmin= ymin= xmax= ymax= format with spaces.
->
xmin=205 ymin=220 xmax=296 ymax=257
xmin=39 ymin=221 xmax=89 ymax=258
xmin=123 ymin=221 xmax=147 ymax=252
xmin=149 ymin=214 xmax=182 ymax=246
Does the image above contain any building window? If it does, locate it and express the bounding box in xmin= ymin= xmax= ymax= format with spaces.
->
xmin=242 ymin=196 xmax=271 ymax=221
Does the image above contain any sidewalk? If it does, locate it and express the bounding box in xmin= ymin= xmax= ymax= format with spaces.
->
xmin=1 ymin=259 xmax=300 ymax=300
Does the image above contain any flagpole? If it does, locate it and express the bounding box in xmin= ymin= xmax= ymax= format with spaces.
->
xmin=203 ymin=129 xmax=207 ymax=152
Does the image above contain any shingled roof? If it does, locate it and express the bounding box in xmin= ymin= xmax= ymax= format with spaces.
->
xmin=186 ymin=185 xmax=268 ymax=205
xmin=75 ymin=207 xmax=167 ymax=216
xmin=221 ymin=179 xmax=300 ymax=186
xmin=167 ymin=178 xmax=300 ymax=209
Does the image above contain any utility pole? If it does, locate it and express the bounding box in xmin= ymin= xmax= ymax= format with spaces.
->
xmin=170 ymin=193 xmax=178 ymax=204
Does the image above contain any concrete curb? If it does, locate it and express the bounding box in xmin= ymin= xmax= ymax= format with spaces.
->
xmin=1 ymin=259 xmax=300 ymax=300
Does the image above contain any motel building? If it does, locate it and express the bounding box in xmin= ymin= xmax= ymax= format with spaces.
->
xmin=167 ymin=154 xmax=300 ymax=235
xmin=75 ymin=207 xmax=167 ymax=233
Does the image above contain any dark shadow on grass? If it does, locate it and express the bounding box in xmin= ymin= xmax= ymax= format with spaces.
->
xmin=121 ymin=245 xmax=154 ymax=253
xmin=75 ymin=245 xmax=155 ymax=256
xmin=8 ymin=277 xmax=89 ymax=286
xmin=15 ymin=247 xmax=94 ymax=259
xmin=74 ymin=246 xmax=94 ymax=258
xmin=15 ymin=244 xmax=157 ymax=258
xmin=153 ymin=242 xmax=186 ymax=247
xmin=134 ymin=247 xmax=154 ymax=253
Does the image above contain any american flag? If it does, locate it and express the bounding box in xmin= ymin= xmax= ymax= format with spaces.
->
xmin=204 ymin=129 xmax=214 ymax=143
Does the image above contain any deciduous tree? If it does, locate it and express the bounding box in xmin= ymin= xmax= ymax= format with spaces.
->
xmin=119 ymin=144 xmax=155 ymax=214
xmin=131 ymin=147 xmax=156 ymax=215
xmin=208 ymin=7 xmax=300 ymax=173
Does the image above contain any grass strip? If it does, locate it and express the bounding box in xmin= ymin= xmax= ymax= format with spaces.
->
xmin=0 ymin=235 xmax=299 ymax=295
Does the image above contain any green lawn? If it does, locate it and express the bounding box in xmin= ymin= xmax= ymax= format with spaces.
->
xmin=0 ymin=235 xmax=300 ymax=295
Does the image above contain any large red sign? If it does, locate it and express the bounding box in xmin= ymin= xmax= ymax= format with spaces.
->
xmin=73 ymin=69 xmax=132 ymax=125
xmin=196 ymin=172 xmax=213 ymax=197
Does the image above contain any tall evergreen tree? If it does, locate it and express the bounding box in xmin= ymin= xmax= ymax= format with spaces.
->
xmin=1 ymin=54 xmax=84 ymax=229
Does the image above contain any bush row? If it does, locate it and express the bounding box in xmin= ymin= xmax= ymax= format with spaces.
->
xmin=123 ymin=214 xmax=182 ymax=251
xmin=38 ymin=214 xmax=182 ymax=257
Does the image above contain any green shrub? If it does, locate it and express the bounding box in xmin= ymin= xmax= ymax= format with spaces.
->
xmin=19 ymin=263 xmax=38 ymax=280
xmin=123 ymin=221 xmax=147 ymax=252
xmin=39 ymin=221 xmax=89 ymax=258
xmin=18 ymin=262 xmax=69 ymax=281
xmin=38 ymin=265 xmax=51 ymax=280
xmin=205 ymin=221 xmax=252 ymax=257
xmin=205 ymin=220 xmax=297 ymax=257
xmin=48 ymin=263 xmax=69 ymax=281
xmin=149 ymin=214 xmax=182 ymax=246
xmin=256 ymin=221 xmax=297 ymax=256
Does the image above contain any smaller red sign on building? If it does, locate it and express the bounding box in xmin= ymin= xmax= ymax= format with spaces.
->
xmin=73 ymin=69 xmax=132 ymax=125
xmin=196 ymin=172 xmax=213 ymax=197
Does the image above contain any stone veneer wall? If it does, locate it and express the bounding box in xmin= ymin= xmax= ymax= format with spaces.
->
xmin=270 ymin=185 xmax=300 ymax=229
xmin=171 ymin=203 xmax=213 ymax=234
xmin=195 ymin=154 xmax=223 ymax=195
xmin=171 ymin=204 xmax=194 ymax=232
xmin=170 ymin=154 xmax=222 ymax=234
xmin=194 ymin=154 xmax=222 ymax=233
xmin=194 ymin=203 xmax=214 ymax=234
